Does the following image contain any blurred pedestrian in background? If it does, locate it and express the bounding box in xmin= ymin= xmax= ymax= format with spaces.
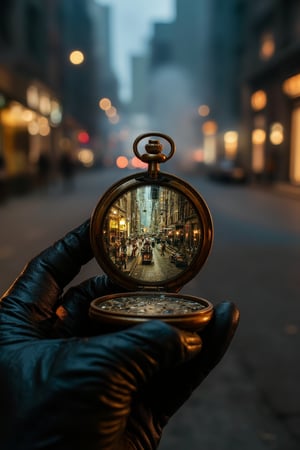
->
xmin=37 ymin=152 xmax=51 ymax=193
xmin=59 ymin=150 xmax=75 ymax=192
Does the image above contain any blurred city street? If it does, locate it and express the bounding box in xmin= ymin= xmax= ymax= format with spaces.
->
xmin=0 ymin=167 xmax=299 ymax=450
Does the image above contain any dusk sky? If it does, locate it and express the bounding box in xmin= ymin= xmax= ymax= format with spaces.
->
xmin=96 ymin=0 xmax=175 ymax=101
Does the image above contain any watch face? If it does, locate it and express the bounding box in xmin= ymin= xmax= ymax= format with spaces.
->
xmin=101 ymin=185 xmax=203 ymax=283
xmin=94 ymin=294 xmax=207 ymax=316
xmin=89 ymin=292 xmax=214 ymax=332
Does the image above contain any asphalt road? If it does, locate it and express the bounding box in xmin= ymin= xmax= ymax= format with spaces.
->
xmin=0 ymin=167 xmax=299 ymax=450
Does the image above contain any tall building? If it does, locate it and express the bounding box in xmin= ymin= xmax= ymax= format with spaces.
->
xmin=0 ymin=0 xmax=64 ymax=193
xmin=240 ymin=0 xmax=300 ymax=188
xmin=0 ymin=0 xmax=117 ymax=194
xmin=130 ymin=54 xmax=149 ymax=115
xmin=88 ymin=1 xmax=119 ymax=159
xmin=145 ymin=0 xmax=244 ymax=166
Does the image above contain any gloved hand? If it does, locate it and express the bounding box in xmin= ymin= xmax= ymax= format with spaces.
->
xmin=0 ymin=220 xmax=239 ymax=450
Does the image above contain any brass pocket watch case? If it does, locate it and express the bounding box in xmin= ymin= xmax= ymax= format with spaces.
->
xmin=89 ymin=132 xmax=214 ymax=331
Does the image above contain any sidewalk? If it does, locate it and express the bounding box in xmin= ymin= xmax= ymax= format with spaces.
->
xmin=273 ymin=182 xmax=300 ymax=200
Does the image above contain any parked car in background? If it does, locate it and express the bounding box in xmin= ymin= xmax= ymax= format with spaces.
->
xmin=208 ymin=159 xmax=248 ymax=183
xmin=169 ymin=252 xmax=188 ymax=268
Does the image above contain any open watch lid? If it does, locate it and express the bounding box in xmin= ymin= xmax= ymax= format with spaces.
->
xmin=90 ymin=132 xmax=213 ymax=293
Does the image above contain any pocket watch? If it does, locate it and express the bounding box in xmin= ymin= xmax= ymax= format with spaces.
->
xmin=89 ymin=132 xmax=214 ymax=331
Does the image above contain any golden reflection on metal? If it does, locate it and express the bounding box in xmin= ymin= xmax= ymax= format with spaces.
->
xmin=133 ymin=132 xmax=175 ymax=178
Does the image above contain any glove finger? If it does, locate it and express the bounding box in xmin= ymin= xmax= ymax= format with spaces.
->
xmin=54 ymin=275 xmax=125 ymax=337
xmin=144 ymin=301 xmax=239 ymax=420
xmin=198 ymin=301 xmax=240 ymax=374
xmin=0 ymin=221 xmax=93 ymax=331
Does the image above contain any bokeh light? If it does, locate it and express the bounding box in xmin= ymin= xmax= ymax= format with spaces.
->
xmin=251 ymin=90 xmax=267 ymax=111
xmin=69 ymin=50 xmax=85 ymax=65
xmin=78 ymin=148 xmax=94 ymax=167
xmin=99 ymin=97 xmax=112 ymax=110
xmin=197 ymin=104 xmax=210 ymax=117
xmin=116 ymin=156 xmax=129 ymax=169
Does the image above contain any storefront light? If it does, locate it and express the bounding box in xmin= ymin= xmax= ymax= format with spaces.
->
xmin=282 ymin=74 xmax=300 ymax=98
xmin=38 ymin=117 xmax=48 ymax=127
xmin=270 ymin=123 xmax=284 ymax=145
xmin=28 ymin=121 xmax=39 ymax=135
xmin=38 ymin=117 xmax=50 ymax=136
xmin=252 ymin=127 xmax=266 ymax=174
xmin=251 ymin=90 xmax=267 ymax=111
xmin=290 ymin=107 xmax=300 ymax=184
xmin=119 ymin=218 xmax=126 ymax=227
xmin=203 ymin=135 xmax=217 ymax=164
xmin=39 ymin=124 xmax=50 ymax=137
xmin=252 ymin=129 xmax=266 ymax=145
xmin=27 ymin=85 xmax=39 ymax=109
xmin=27 ymin=117 xmax=50 ymax=136
xmin=22 ymin=109 xmax=34 ymax=121
xmin=2 ymin=101 xmax=34 ymax=126
xmin=10 ymin=102 xmax=22 ymax=117
xmin=224 ymin=131 xmax=238 ymax=158
xmin=260 ymin=33 xmax=275 ymax=60
xmin=202 ymin=120 xmax=218 ymax=136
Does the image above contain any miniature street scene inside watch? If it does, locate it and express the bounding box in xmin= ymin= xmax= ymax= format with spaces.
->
xmin=89 ymin=132 xmax=214 ymax=331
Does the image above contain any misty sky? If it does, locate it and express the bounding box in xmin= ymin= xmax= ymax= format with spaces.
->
xmin=95 ymin=0 xmax=175 ymax=101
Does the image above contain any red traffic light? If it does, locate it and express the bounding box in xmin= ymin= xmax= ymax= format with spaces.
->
xmin=77 ymin=131 xmax=90 ymax=144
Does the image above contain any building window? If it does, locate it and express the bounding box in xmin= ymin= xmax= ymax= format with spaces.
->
xmin=282 ymin=73 xmax=300 ymax=98
xmin=252 ymin=129 xmax=266 ymax=174
xmin=269 ymin=123 xmax=284 ymax=146
xmin=252 ymin=114 xmax=266 ymax=174
xmin=259 ymin=32 xmax=275 ymax=60
xmin=251 ymin=90 xmax=267 ymax=111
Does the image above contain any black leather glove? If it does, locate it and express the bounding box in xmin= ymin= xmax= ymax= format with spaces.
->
xmin=0 ymin=220 xmax=239 ymax=450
